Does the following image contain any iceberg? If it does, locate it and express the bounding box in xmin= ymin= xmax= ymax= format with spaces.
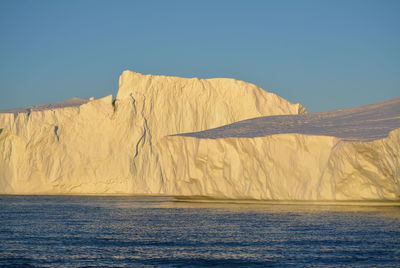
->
xmin=0 ymin=70 xmax=398 ymax=200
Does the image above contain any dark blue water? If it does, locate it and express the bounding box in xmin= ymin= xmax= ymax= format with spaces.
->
xmin=1 ymin=196 xmax=399 ymax=267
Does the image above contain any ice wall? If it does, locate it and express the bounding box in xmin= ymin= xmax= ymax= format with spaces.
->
xmin=158 ymin=130 xmax=400 ymax=200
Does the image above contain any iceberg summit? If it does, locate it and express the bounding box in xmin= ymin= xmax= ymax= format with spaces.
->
xmin=0 ymin=70 xmax=399 ymax=200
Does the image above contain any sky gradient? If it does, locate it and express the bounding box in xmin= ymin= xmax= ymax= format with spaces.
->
xmin=0 ymin=0 xmax=399 ymax=112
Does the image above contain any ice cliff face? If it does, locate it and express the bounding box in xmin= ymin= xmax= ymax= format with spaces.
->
xmin=0 ymin=70 xmax=304 ymax=195
xmin=159 ymin=130 xmax=400 ymax=200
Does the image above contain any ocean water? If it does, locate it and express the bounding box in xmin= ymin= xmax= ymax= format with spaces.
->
xmin=0 ymin=196 xmax=399 ymax=267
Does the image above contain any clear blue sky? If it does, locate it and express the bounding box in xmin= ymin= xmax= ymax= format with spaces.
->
xmin=0 ymin=0 xmax=399 ymax=112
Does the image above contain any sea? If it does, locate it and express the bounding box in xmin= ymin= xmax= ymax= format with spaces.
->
xmin=0 ymin=195 xmax=399 ymax=267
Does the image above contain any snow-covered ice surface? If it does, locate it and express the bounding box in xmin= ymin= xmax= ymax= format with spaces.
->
xmin=0 ymin=98 xmax=89 ymax=114
xmin=178 ymin=97 xmax=400 ymax=141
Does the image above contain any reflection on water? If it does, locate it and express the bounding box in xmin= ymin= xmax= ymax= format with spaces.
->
xmin=1 ymin=195 xmax=400 ymax=267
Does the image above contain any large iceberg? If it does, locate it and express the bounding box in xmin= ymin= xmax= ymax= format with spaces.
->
xmin=0 ymin=70 xmax=398 ymax=200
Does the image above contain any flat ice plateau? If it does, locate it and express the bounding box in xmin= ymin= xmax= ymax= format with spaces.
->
xmin=179 ymin=97 xmax=399 ymax=141
xmin=0 ymin=70 xmax=399 ymax=200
